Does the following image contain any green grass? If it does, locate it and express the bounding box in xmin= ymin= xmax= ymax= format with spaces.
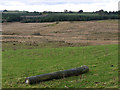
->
xmin=2 ymin=44 xmax=118 ymax=88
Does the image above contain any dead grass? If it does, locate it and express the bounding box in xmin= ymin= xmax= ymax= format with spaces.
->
xmin=2 ymin=20 xmax=118 ymax=47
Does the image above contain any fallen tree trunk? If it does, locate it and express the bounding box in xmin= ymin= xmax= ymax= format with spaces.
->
xmin=25 ymin=65 xmax=89 ymax=84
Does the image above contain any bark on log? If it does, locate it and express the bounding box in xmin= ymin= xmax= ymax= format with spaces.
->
xmin=25 ymin=65 xmax=89 ymax=84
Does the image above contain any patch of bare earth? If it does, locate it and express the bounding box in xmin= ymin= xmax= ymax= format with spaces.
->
xmin=2 ymin=20 xmax=118 ymax=47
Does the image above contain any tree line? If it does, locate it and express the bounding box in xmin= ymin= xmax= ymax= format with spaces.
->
xmin=2 ymin=9 xmax=120 ymax=23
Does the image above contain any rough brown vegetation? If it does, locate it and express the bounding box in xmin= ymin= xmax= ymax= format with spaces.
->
xmin=2 ymin=20 xmax=118 ymax=48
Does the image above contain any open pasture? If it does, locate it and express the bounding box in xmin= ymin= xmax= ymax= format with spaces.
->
xmin=2 ymin=20 xmax=118 ymax=49
xmin=2 ymin=20 xmax=118 ymax=88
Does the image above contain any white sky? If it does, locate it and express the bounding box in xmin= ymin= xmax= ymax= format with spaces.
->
xmin=0 ymin=0 xmax=119 ymax=12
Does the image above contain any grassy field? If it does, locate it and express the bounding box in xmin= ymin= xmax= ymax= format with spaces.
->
xmin=2 ymin=20 xmax=118 ymax=46
xmin=2 ymin=20 xmax=118 ymax=88
xmin=2 ymin=44 xmax=118 ymax=88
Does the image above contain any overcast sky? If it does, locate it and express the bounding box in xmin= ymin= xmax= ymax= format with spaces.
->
xmin=0 ymin=0 xmax=119 ymax=12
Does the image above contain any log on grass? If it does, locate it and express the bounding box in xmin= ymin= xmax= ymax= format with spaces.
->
xmin=25 ymin=65 xmax=89 ymax=84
